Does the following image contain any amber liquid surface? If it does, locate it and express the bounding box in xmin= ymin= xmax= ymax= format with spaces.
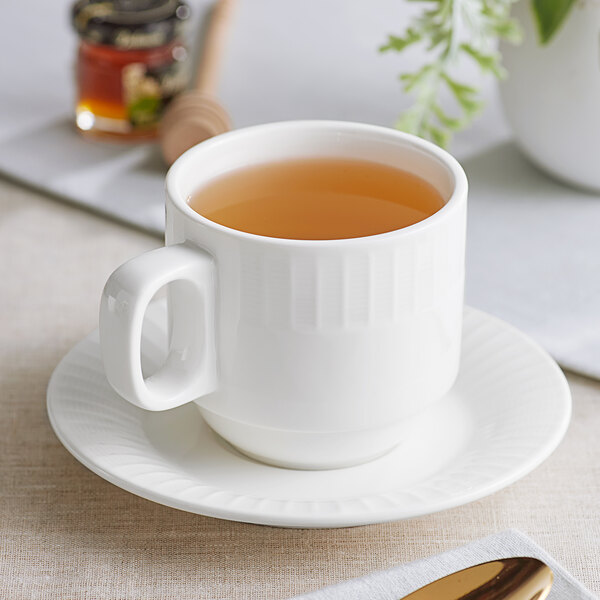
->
xmin=188 ymin=158 xmax=446 ymax=240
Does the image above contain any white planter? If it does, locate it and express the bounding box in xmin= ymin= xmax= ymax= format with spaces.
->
xmin=500 ymin=0 xmax=600 ymax=191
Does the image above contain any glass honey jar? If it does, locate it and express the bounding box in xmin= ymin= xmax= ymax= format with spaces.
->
xmin=72 ymin=0 xmax=190 ymax=141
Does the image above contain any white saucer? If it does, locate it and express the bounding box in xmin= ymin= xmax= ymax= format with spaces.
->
xmin=47 ymin=302 xmax=571 ymax=528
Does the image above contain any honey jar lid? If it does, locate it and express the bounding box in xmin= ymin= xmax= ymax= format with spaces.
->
xmin=72 ymin=0 xmax=190 ymax=49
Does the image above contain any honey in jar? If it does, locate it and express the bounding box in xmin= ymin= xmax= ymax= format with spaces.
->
xmin=72 ymin=0 xmax=190 ymax=141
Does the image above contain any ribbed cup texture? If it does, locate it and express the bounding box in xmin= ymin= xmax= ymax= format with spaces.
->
xmin=236 ymin=211 xmax=466 ymax=331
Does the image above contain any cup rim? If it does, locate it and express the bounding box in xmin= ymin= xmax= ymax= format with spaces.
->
xmin=165 ymin=120 xmax=468 ymax=246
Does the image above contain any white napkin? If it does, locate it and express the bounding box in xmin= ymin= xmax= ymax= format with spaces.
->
xmin=290 ymin=530 xmax=596 ymax=600
xmin=2 ymin=1 xmax=600 ymax=378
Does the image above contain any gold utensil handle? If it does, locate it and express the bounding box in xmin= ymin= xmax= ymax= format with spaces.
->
xmin=401 ymin=557 xmax=553 ymax=600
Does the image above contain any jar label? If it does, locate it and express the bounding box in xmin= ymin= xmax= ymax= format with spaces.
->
xmin=122 ymin=59 xmax=188 ymax=129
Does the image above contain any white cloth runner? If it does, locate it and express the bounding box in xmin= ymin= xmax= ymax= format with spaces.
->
xmin=290 ymin=530 xmax=596 ymax=600
xmin=2 ymin=1 xmax=600 ymax=377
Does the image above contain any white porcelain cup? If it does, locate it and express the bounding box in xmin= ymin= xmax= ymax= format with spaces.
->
xmin=100 ymin=121 xmax=468 ymax=470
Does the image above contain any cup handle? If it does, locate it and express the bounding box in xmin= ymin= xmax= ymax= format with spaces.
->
xmin=99 ymin=243 xmax=217 ymax=411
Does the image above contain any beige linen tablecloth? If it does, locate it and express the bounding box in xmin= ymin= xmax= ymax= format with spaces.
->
xmin=1 ymin=179 xmax=599 ymax=599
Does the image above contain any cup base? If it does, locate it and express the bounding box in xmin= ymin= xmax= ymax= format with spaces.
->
xmin=197 ymin=405 xmax=411 ymax=470
xmin=228 ymin=442 xmax=402 ymax=471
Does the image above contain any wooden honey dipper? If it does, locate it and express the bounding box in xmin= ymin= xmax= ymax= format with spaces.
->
xmin=160 ymin=0 xmax=235 ymax=165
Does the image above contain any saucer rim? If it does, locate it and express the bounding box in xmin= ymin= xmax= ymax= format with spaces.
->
xmin=46 ymin=305 xmax=571 ymax=528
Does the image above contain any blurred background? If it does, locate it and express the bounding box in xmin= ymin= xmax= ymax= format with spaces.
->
xmin=2 ymin=0 xmax=599 ymax=377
